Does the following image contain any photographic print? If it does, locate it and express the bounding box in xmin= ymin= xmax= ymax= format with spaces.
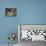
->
xmin=5 ymin=8 xmax=16 ymax=16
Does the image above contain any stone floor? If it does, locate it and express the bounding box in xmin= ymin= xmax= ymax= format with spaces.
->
xmin=0 ymin=40 xmax=46 ymax=46
xmin=19 ymin=39 xmax=46 ymax=46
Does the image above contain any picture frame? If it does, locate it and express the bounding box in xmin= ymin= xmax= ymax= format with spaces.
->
xmin=5 ymin=8 xmax=16 ymax=16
